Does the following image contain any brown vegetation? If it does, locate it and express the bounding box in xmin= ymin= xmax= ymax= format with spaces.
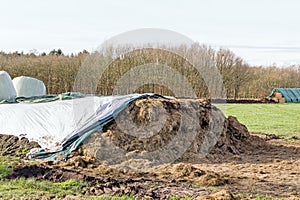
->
xmin=0 ymin=46 xmax=299 ymax=99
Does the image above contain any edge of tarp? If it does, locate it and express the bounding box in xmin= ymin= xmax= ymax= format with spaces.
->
xmin=27 ymin=93 xmax=169 ymax=161
xmin=0 ymin=92 xmax=94 ymax=104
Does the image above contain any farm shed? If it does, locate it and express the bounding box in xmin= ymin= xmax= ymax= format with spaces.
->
xmin=269 ymin=88 xmax=300 ymax=103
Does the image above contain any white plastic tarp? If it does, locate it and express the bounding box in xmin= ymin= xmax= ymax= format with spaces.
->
xmin=0 ymin=94 xmax=158 ymax=154
xmin=12 ymin=76 xmax=46 ymax=98
xmin=0 ymin=71 xmax=16 ymax=102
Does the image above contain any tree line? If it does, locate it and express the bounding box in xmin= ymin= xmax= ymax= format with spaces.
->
xmin=0 ymin=45 xmax=299 ymax=99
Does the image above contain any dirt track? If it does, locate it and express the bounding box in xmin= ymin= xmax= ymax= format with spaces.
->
xmin=196 ymin=136 xmax=300 ymax=198
xmin=1 ymin=98 xmax=300 ymax=199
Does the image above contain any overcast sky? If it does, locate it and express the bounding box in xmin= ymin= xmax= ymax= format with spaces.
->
xmin=1 ymin=0 xmax=299 ymax=66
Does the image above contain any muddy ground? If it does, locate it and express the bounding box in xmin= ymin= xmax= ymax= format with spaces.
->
xmin=1 ymin=98 xmax=300 ymax=199
xmin=212 ymin=98 xmax=275 ymax=104
xmin=3 ymin=133 xmax=300 ymax=199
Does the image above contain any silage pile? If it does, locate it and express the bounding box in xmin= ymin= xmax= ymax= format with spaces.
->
xmin=0 ymin=97 xmax=266 ymax=168
xmin=82 ymin=97 xmax=261 ymax=171
xmin=1 ymin=97 xmax=266 ymax=199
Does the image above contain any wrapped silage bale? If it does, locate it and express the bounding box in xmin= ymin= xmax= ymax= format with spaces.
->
xmin=0 ymin=71 xmax=17 ymax=102
xmin=12 ymin=76 xmax=46 ymax=98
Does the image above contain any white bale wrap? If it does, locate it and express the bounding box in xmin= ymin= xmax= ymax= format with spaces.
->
xmin=12 ymin=76 xmax=46 ymax=97
xmin=0 ymin=71 xmax=17 ymax=101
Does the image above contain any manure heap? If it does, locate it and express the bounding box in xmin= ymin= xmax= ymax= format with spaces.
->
xmin=0 ymin=93 xmax=250 ymax=165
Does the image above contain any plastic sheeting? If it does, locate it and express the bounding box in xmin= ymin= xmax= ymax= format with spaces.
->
xmin=13 ymin=76 xmax=46 ymax=98
xmin=0 ymin=92 xmax=86 ymax=104
xmin=0 ymin=93 xmax=166 ymax=160
xmin=269 ymin=88 xmax=300 ymax=103
xmin=0 ymin=71 xmax=16 ymax=102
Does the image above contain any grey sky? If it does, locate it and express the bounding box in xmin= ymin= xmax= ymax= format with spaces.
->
xmin=1 ymin=0 xmax=299 ymax=66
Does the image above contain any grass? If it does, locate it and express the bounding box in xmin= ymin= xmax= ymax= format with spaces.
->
xmin=0 ymin=156 xmax=21 ymax=179
xmin=0 ymin=178 xmax=87 ymax=198
xmin=0 ymin=177 xmax=135 ymax=199
xmin=0 ymin=156 xmax=134 ymax=199
xmin=0 ymin=156 xmax=88 ymax=199
xmin=215 ymin=103 xmax=300 ymax=137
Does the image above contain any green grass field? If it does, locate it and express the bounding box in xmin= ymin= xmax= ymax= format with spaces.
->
xmin=216 ymin=103 xmax=300 ymax=138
